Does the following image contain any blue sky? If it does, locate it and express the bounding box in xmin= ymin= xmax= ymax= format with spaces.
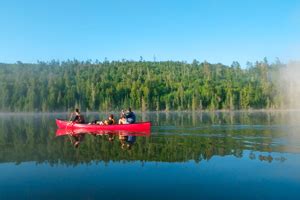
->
xmin=0 ymin=0 xmax=300 ymax=66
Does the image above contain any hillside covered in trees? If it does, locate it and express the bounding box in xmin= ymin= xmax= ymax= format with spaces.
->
xmin=0 ymin=59 xmax=289 ymax=112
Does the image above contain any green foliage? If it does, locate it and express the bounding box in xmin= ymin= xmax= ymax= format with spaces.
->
xmin=0 ymin=59 xmax=284 ymax=111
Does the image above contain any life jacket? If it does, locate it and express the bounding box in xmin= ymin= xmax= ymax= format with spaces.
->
xmin=125 ymin=112 xmax=136 ymax=123
xmin=107 ymin=119 xmax=115 ymax=125
xmin=79 ymin=115 xmax=85 ymax=123
xmin=74 ymin=115 xmax=85 ymax=123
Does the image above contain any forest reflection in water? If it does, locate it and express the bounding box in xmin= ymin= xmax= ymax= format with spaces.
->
xmin=1 ymin=111 xmax=299 ymax=166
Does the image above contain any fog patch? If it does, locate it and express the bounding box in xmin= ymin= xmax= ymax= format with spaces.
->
xmin=279 ymin=61 xmax=300 ymax=109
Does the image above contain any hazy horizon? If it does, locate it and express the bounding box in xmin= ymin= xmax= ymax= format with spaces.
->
xmin=0 ymin=57 xmax=298 ymax=67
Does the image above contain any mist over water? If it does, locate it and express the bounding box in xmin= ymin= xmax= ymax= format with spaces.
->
xmin=279 ymin=61 xmax=300 ymax=109
xmin=277 ymin=61 xmax=300 ymax=153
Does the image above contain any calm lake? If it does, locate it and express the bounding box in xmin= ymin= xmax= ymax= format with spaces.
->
xmin=1 ymin=111 xmax=300 ymax=199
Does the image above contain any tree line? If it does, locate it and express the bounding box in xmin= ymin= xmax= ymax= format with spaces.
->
xmin=0 ymin=58 xmax=289 ymax=112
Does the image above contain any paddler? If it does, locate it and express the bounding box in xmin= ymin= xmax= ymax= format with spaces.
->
xmin=122 ymin=108 xmax=136 ymax=124
xmin=70 ymin=108 xmax=85 ymax=124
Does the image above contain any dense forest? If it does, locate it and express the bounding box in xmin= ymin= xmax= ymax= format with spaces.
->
xmin=0 ymin=58 xmax=291 ymax=112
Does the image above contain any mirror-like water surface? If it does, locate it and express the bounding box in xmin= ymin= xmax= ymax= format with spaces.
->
xmin=1 ymin=111 xmax=300 ymax=199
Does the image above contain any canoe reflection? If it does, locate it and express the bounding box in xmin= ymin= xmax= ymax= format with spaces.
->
xmin=56 ymin=129 xmax=150 ymax=149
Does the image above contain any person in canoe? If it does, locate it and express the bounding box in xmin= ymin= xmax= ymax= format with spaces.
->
xmin=98 ymin=114 xmax=115 ymax=125
xmin=70 ymin=108 xmax=85 ymax=124
xmin=118 ymin=114 xmax=128 ymax=124
xmin=105 ymin=114 xmax=115 ymax=125
xmin=122 ymin=108 xmax=136 ymax=124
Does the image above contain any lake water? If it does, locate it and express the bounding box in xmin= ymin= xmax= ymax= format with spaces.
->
xmin=1 ymin=111 xmax=300 ymax=199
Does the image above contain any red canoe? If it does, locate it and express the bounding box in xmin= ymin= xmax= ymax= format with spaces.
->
xmin=55 ymin=119 xmax=151 ymax=133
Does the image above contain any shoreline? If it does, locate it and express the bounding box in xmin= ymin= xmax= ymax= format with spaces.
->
xmin=1 ymin=109 xmax=300 ymax=115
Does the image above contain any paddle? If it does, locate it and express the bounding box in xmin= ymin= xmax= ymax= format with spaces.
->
xmin=68 ymin=111 xmax=74 ymax=122
xmin=66 ymin=111 xmax=75 ymax=131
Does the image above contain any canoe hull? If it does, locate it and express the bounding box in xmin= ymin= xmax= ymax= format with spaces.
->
xmin=55 ymin=119 xmax=151 ymax=132
xmin=56 ymin=128 xmax=150 ymax=137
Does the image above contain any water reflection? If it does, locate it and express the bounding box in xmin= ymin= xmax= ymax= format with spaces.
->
xmin=248 ymin=151 xmax=286 ymax=163
xmin=69 ymin=133 xmax=85 ymax=148
xmin=56 ymin=129 xmax=147 ymax=150
xmin=1 ymin=112 xmax=300 ymax=200
xmin=0 ymin=111 xmax=300 ymax=165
